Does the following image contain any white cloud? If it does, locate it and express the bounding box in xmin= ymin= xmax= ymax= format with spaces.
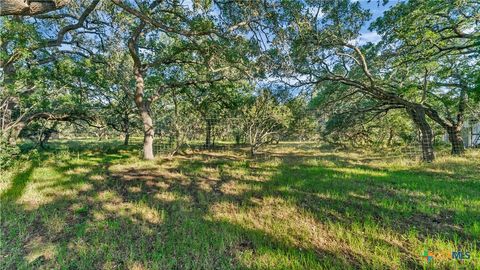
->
xmin=356 ymin=31 xmax=381 ymax=45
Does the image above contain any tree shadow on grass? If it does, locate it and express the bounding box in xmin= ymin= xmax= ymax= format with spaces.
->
xmin=172 ymin=151 xmax=479 ymax=268
xmin=160 ymin=151 xmax=479 ymax=268
xmin=1 ymin=146 xmax=479 ymax=269
xmin=273 ymin=153 xmax=479 ymax=229
xmin=1 ymin=152 xmax=362 ymax=269
xmin=0 ymin=155 xmax=46 ymax=202
xmin=258 ymin=153 xmax=479 ymax=267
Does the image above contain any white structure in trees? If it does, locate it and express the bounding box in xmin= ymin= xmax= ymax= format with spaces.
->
xmin=443 ymin=120 xmax=480 ymax=147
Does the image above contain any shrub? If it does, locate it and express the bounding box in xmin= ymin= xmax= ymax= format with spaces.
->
xmin=0 ymin=138 xmax=20 ymax=169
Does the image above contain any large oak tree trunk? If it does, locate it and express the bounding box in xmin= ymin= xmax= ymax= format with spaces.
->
xmin=141 ymin=109 xmax=154 ymax=159
xmin=407 ymin=106 xmax=435 ymax=162
xmin=424 ymin=86 xmax=467 ymax=156
xmin=447 ymin=126 xmax=464 ymax=155
xmin=134 ymin=69 xmax=154 ymax=160
xmin=446 ymin=87 xmax=466 ymax=155
xmin=128 ymin=22 xmax=155 ymax=160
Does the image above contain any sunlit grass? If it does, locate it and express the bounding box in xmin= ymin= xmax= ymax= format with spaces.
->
xmin=1 ymin=140 xmax=479 ymax=269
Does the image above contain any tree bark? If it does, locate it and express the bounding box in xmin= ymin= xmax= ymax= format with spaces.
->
xmin=446 ymin=126 xmax=464 ymax=155
xmin=129 ymin=21 xmax=155 ymax=160
xmin=134 ymin=68 xmax=154 ymax=160
xmin=123 ymin=132 xmax=130 ymax=146
xmin=387 ymin=128 xmax=394 ymax=147
xmin=172 ymin=88 xmax=182 ymax=152
xmin=424 ymin=84 xmax=467 ymax=156
xmin=122 ymin=116 xmax=130 ymax=146
xmin=407 ymin=106 xmax=435 ymax=162
xmin=7 ymin=121 xmax=25 ymax=145
xmin=140 ymin=104 xmax=154 ymax=160
xmin=447 ymin=85 xmax=466 ymax=155
xmin=205 ymin=118 xmax=212 ymax=148
xmin=0 ymin=0 xmax=70 ymax=16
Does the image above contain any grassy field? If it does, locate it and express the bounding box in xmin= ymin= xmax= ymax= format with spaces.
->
xmin=1 ymin=141 xmax=479 ymax=269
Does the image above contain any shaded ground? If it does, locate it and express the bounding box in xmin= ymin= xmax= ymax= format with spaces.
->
xmin=1 ymin=141 xmax=479 ymax=269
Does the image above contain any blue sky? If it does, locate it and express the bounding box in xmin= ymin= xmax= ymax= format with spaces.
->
xmin=356 ymin=0 xmax=402 ymax=44
xmin=131 ymin=0 xmax=401 ymax=45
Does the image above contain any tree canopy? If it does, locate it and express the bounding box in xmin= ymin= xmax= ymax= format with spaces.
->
xmin=1 ymin=0 xmax=479 ymax=162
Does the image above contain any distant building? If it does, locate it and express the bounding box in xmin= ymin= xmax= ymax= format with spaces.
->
xmin=443 ymin=120 xmax=480 ymax=147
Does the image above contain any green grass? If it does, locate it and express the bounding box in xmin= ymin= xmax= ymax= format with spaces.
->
xmin=1 ymin=141 xmax=479 ymax=269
